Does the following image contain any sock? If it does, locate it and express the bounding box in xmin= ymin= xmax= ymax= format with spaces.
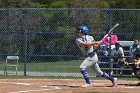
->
xmin=80 ymin=69 xmax=90 ymax=84
xmin=101 ymin=72 xmax=114 ymax=82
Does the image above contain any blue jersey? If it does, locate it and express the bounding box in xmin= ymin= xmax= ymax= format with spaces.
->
xmin=75 ymin=35 xmax=95 ymax=56
xmin=129 ymin=44 xmax=140 ymax=58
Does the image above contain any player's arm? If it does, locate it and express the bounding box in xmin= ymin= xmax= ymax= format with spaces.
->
xmin=79 ymin=41 xmax=101 ymax=47
xmin=135 ymin=60 xmax=140 ymax=65
xmin=120 ymin=47 xmax=125 ymax=57
xmin=129 ymin=47 xmax=133 ymax=57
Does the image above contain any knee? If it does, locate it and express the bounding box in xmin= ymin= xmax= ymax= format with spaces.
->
xmin=80 ymin=65 xmax=87 ymax=69
xmin=80 ymin=68 xmax=86 ymax=72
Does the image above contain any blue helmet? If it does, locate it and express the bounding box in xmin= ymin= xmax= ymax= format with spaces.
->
xmin=78 ymin=26 xmax=89 ymax=35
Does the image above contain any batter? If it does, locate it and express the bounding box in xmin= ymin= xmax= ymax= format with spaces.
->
xmin=75 ymin=25 xmax=117 ymax=88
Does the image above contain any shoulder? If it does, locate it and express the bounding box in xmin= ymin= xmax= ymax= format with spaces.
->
xmin=87 ymin=35 xmax=93 ymax=38
xmin=76 ymin=38 xmax=82 ymax=41
xmin=119 ymin=47 xmax=123 ymax=50
xmin=119 ymin=47 xmax=124 ymax=51
xmin=75 ymin=38 xmax=83 ymax=44
xmin=86 ymin=35 xmax=94 ymax=40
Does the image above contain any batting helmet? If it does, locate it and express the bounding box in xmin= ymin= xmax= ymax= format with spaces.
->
xmin=77 ymin=26 xmax=89 ymax=35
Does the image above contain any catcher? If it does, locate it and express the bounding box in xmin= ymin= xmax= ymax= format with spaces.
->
xmin=118 ymin=39 xmax=140 ymax=86
xmin=118 ymin=39 xmax=140 ymax=83
xmin=129 ymin=39 xmax=140 ymax=80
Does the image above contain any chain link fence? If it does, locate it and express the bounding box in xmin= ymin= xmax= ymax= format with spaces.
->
xmin=0 ymin=8 xmax=140 ymax=77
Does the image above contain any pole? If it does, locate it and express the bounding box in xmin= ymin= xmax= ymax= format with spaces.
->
xmin=23 ymin=10 xmax=29 ymax=76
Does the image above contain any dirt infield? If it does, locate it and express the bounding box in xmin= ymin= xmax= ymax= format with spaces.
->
xmin=0 ymin=79 xmax=140 ymax=93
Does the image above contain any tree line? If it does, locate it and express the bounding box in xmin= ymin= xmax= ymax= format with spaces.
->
xmin=0 ymin=0 xmax=139 ymax=8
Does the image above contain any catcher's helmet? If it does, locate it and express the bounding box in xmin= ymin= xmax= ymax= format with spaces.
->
xmin=77 ymin=26 xmax=89 ymax=35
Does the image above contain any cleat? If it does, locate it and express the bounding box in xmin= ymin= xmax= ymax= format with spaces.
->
xmin=112 ymin=78 xmax=117 ymax=87
xmin=81 ymin=84 xmax=91 ymax=88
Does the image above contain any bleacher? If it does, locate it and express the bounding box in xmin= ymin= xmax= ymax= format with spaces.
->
xmin=98 ymin=41 xmax=134 ymax=76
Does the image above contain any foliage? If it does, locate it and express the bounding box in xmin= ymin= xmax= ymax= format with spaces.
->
xmin=106 ymin=0 xmax=139 ymax=8
xmin=28 ymin=0 xmax=67 ymax=8
xmin=66 ymin=0 xmax=109 ymax=8
xmin=0 ymin=0 xmax=140 ymax=8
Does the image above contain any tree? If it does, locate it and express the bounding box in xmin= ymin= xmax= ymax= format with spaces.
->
xmin=66 ymin=0 xmax=108 ymax=8
xmin=0 ymin=0 xmax=31 ymax=8
xmin=106 ymin=0 xmax=140 ymax=8
xmin=29 ymin=0 xmax=67 ymax=8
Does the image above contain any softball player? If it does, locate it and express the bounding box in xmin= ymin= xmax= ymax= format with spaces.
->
xmin=129 ymin=39 xmax=140 ymax=79
xmin=128 ymin=39 xmax=139 ymax=75
xmin=75 ymin=25 xmax=117 ymax=88
xmin=129 ymin=39 xmax=140 ymax=61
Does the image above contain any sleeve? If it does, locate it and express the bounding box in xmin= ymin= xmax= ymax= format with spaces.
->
xmin=120 ymin=47 xmax=124 ymax=57
xmin=75 ymin=38 xmax=83 ymax=47
xmin=75 ymin=39 xmax=80 ymax=46
xmin=91 ymin=36 xmax=95 ymax=42
xmin=129 ymin=46 xmax=133 ymax=56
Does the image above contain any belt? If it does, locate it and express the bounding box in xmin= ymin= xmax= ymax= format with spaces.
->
xmin=86 ymin=52 xmax=96 ymax=57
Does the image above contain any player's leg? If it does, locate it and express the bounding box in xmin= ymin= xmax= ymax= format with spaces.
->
xmin=80 ymin=54 xmax=98 ymax=87
xmin=91 ymin=63 xmax=117 ymax=86
xmin=80 ymin=68 xmax=90 ymax=84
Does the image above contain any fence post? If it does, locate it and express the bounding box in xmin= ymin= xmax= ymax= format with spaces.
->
xmin=108 ymin=9 xmax=113 ymax=75
xmin=22 ymin=10 xmax=29 ymax=76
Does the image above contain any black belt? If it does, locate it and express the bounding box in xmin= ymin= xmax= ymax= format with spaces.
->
xmin=85 ymin=52 xmax=96 ymax=57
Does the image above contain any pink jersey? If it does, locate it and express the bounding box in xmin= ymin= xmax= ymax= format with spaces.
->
xmin=103 ymin=34 xmax=118 ymax=45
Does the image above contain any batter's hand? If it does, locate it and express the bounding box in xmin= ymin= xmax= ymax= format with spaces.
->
xmin=93 ymin=41 xmax=102 ymax=49
xmin=95 ymin=41 xmax=102 ymax=45
xmin=134 ymin=58 xmax=140 ymax=65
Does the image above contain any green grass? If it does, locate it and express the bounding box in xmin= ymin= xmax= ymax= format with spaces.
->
xmin=0 ymin=60 xmax=102 ymax=76
xmin=0 ymin=60 xmax=139 ymax=81
xmin=0 ymin=60 xmax=82 ymax=73
xmin=27 ymin=60 xmax=81 ymax=72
